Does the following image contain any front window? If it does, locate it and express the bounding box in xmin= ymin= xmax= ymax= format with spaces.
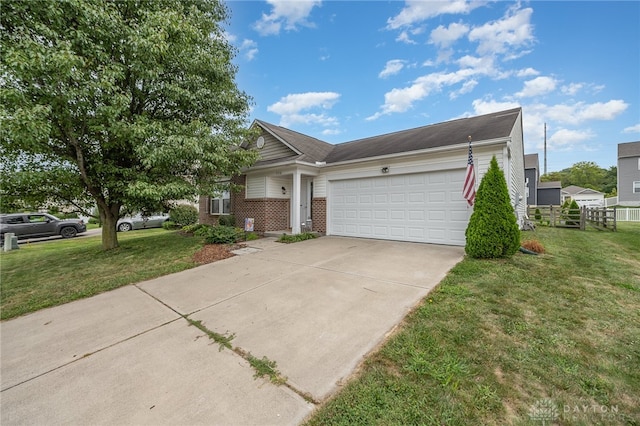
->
xmin=633 ymin=181 xmax=640 ymax=194
xmin=210 ymin=191 xmax=230 ymax=215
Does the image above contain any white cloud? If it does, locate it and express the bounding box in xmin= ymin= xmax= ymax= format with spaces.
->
xmin=468 ymin=6 xmax=535 ymax=57
xmin=545 ymin=100 xmax=628 ymax=125
xmin=471 ymin=99 xmax=522 ymax=116
xmin=379 ymin=59 xmax=406 ymax=79
xmin=369 ymin=56 xmax=505 ymax=120
xmin=429 ymin=22 xmax=469 ymax=48
xmin=396 ymin=30 xmax=417 ymax=44
xmin=623 ymin=124 xmax=640 ymax=133
xmin=321 ymin=128 xmax=341 ymax=136
xmin=240 ymin=39 xmax=258 ymax=61
xmin=517 ymin=67 xmax=539 ymax=77
xmin=515 ymin=76 xmax=558 ymax=98
xmin=548 ymin=128 xmax=596 ymax=151
xmin=368 ymin=69 xmax=480 ymax=119
xmin=253 ymin=0 xmax=321 ymax=36
xmin=561 ymin=82 xmax=584 ymax=96
xmin=449 ymin=79 xmax=478 ymax=99
xmin=387 ymin=0 xmax=482 ymax=29
xmin=267 ymin=92 xmax=340 ymax=128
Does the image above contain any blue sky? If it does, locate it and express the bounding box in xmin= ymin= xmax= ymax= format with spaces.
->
xmin=224 ymin=1 xmax=640 ymax=173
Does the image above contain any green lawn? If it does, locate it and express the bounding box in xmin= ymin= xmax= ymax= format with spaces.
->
xmin=0 ymin=229 xmax=205 ymax=320
xmin=306 ymin=223 xmax=640 ymax=425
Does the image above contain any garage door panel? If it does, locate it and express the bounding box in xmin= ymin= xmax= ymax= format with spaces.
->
xmin=429 ymin=191 xmax=446 ymax=203
xmin=390 ymin=210 xmax=405 ymax=220
xmin=408 ymin=210 xmax=425 ymax=221
xmin=330 ymin=170 xmax=469 ymax=245
xmin=390 ymin=193 xmax=405 ymax=203
xmin=408 ymin=192 xmax=425 ymax=203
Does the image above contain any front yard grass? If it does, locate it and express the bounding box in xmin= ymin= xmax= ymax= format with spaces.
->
xmin=0 ymin=229 xmax=205 ymax=320
xmin=307 ymin=223 xmax=640 ymax=425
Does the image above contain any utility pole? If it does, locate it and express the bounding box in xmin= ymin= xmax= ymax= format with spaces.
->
xmin=544 ymin=122 xmax=547 ymax=175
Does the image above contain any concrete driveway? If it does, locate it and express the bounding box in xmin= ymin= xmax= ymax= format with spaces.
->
xmin=0 ymin=236 xmax=464 ymax=425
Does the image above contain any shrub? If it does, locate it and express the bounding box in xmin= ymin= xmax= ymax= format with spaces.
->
xmin=465 ymin=156 xmax=520 ymax=259
xmin=565 ymin=200 xmax=581 ymax=226
xmin=245 ymin=232 xmax=259 ymax=241
xmin=204 ymin=226 xmax=244 ymax=244
xmin=181 ymin=223 xmax=209 ymax=234
xmin=217 ymin=215 xmax=236 ymax=227
xmin=169 ymin=204 xmax=198 ymax=227
xmin=534 ymin=208 xmax=542 ymax=221
xmin=194 ymin=225 xmax=214 ymax=237
xmin=277 ymin=232 xmax=317 ymax=244
xmin=162 ymin=220 xmax=177 ymax=230
xmin=521 ymin=239 xmax=545 ymax=254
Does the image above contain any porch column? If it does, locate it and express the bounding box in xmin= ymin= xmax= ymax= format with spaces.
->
xmin=292 ymin=169 xmax=301 ymax=234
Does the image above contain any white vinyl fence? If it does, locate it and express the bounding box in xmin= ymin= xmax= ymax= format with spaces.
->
xmin=616 ymin=208 xmax=640 ymax=222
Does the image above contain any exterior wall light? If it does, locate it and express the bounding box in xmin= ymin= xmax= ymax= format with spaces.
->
xmin=381 ymin=167 xmax=390 ymax=174
xmin=281 ymin=186 xmax=286 ymax=194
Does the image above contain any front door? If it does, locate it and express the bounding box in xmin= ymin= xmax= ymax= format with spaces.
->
xmin=300 ymin=178 xmax=308 ymax=223
xmin=299 ymin=178 xmax=314 ymax=225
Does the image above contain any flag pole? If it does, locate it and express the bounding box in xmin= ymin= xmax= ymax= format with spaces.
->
xmin=463 ymin=135 xmax=476 ymax=207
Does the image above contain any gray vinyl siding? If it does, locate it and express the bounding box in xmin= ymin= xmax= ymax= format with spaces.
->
xmin=248 ymin=132 xmax=298 ymax=161
xmin=525 ymin=168 xmax=537 ymax=205
xmin=618 ymin=156 xmax=640 ymax=204
xmin=537 ymin=188 xmax=561 ymax=205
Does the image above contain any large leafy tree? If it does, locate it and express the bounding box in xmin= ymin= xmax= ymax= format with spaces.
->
xmin=0 ymin=0 xmax=257 ymax=249
xmin=541 ymin=161 xmax=616 ymax=195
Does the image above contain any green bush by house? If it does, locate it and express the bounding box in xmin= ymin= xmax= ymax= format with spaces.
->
xmin=465 ymin=156 xmax=520 ymax=258
xmin=169 ymin=204 xmax=198 ymax=227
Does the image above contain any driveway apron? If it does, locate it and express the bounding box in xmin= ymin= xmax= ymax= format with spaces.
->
xmin=1 ymin=236 xmax=463 ymax=425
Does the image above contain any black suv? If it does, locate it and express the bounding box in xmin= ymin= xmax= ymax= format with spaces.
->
xmin=0 ymin=213 xmax=86 ymax=243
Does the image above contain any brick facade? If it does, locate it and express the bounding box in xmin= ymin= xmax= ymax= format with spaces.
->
xmin=311 ymin=198 xmax=326 ymax=233
xmin=197 ymin=175 xmax=289 ymax=232
xmin=199 ymin=175 xmax=325 ymax=233
xmin=198 ymin=195 xmax=219 ymax=226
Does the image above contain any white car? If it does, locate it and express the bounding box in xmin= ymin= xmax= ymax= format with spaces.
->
xmin=116 ymin=214 xmax=169 ymax=232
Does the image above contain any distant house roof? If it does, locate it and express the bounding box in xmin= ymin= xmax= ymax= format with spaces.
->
xmin=252 ymin=108 xmax=522 ymax=166
xmin=524 ymin=153 xmax=539 ymax=170
xmin=561 ymin=185 xmax=603 ymax=195
xmin=618 ymin=141 xmax=640 ymax=159
xmin=539 ymin=181 xmax=561 ymax=189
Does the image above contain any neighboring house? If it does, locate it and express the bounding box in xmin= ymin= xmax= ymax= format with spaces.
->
xmin=537 ymin=181 xmax=562 ymax=205
xmin=561 ymin=185 xmax=604 ymax=207
xmin=523 ymin=153 xmax=561 ymax=206
xmin=524 ymin=153 xmax=539 ymax=205
xmin=617 ymin=141 xmax=640 ymax=206
xmin=199 ymin=108 xmax=526 ymax=246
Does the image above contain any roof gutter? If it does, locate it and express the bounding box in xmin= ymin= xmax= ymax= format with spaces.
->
xmin=241 ymin=159 xmax=321 ymax=173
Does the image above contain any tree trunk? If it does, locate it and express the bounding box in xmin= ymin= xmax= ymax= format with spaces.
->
xmin=99 ymin=204 xmax=121 ymax=250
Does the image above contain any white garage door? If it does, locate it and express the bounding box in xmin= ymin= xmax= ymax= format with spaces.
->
xmin=329 ymin=170 xmax=470 ymax=245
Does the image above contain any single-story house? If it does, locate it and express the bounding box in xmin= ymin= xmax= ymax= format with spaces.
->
xmin=617 ymin=141 xmax=640 ymax=206
xmin=199 ymin=108 xmax=526 ymax=246
xmin=561 ymin=185 xmax=604 ymax=207
xmin=524 ymin=153 xmax=561 ymax=206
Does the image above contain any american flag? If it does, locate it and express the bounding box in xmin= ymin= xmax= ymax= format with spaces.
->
xmin=462 ymin=137 xmax=476 ymax=206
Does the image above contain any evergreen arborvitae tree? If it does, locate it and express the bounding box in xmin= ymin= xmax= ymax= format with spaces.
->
xmin=566 ymin=199 xmax=580 ymax=226
xmin=465 ymin=156 xmax=520 ymax=258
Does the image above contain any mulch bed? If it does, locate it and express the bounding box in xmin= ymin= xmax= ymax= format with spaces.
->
xmin=192 ymin=243 xmax=246 ymax=265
